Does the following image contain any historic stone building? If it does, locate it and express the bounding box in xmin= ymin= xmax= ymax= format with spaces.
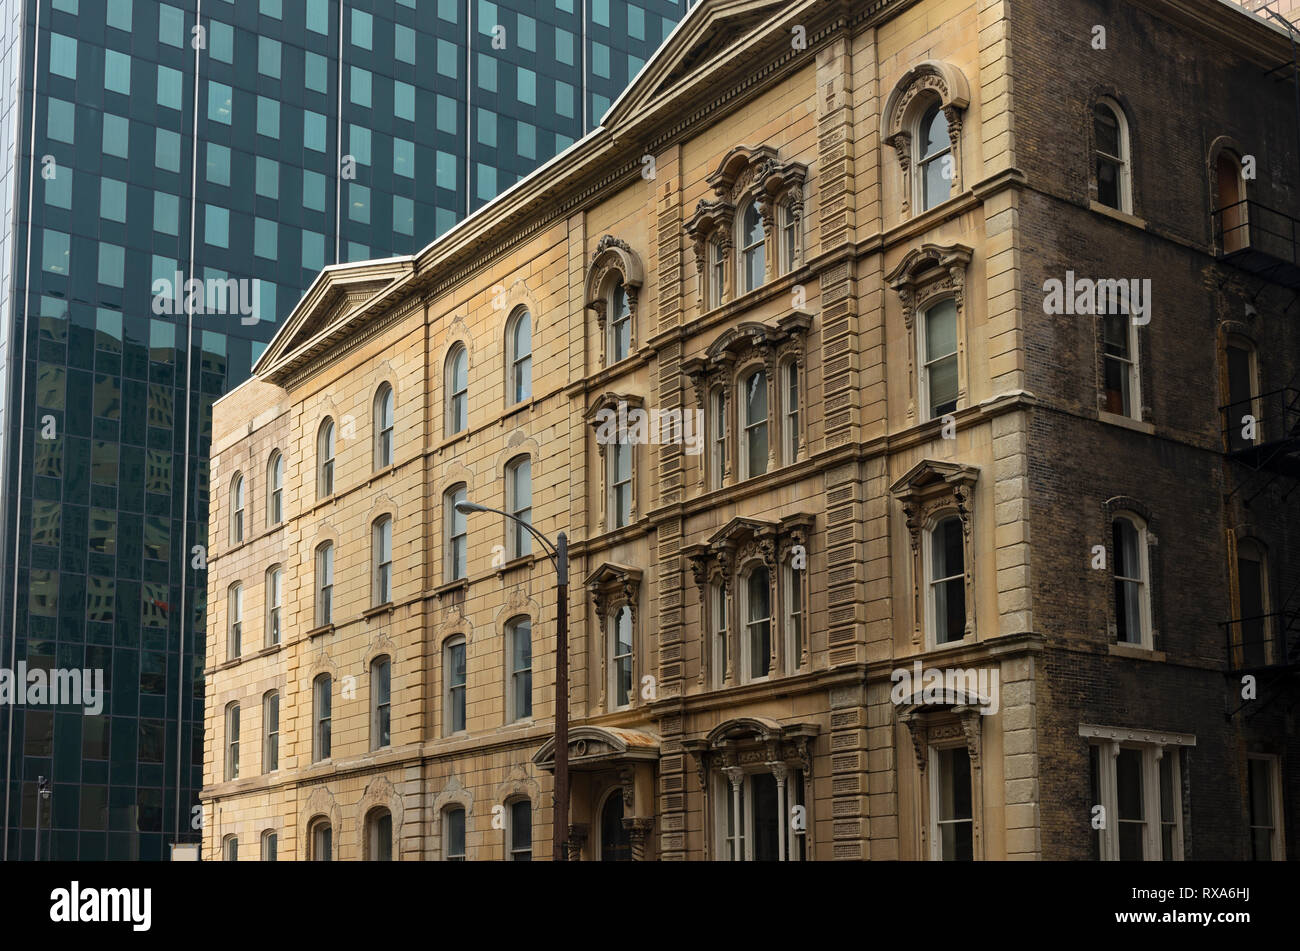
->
xmin=201 ymin=0 xmax=1297 ymax=860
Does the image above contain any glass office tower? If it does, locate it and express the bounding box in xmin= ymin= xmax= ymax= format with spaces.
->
xmin=0 ymin=0 xmax=686 ymax=860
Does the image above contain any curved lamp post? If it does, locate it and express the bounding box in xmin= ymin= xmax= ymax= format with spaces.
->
xmin=455 ymin=500 xmax=569 ymax=861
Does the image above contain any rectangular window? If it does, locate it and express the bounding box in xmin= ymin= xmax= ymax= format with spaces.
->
xmin=436 ymin=39 xmax=458 ymax=79
xmin=510 ymin=620 xmax=532 ymax=721
xmin=395 ymin=24 xmax=415 ymax=63
xmin=208 ymin=80 xmax=232 ymax=124
xmin=49 ymin=34 xmax=77 ymax=80
xmin=517 ymin=122 xmax=535 ymax=161
xmin=154 ymin=193 xmax=179 ymax=234
xmin=394 ymin=196 xmax=414 ymax=236
xmin=372 ymin=659 xmax=391 ymax=749
xmin=98 ymin=244 xmax=125 ymax=287
xmin=437 ymin=0 xmax=458 ymax=22
xmin=255 ymin=157 xmax=279 ymax=199
xmin=42 ymin=230 xmax=70 ymax=275
xmin=1102 ymin=314 xmax=1137 ymax=419
xmin=156 ymin=65 xmax=182 ymax=110
xmin=206 ymin=143 xmax=230 ymax=186
xmin=349 ymin=183 xmax=370 ymax=224
xmin=447 ymin=487 xmax=467 ymax=580
xmin=305 ymin=51 xmax=328 ymax=93
xmin=555 ymin=79 xmax=575 ymax=119
xmin=373 ymin=518 xmax=392 ymax=605
xmin=350 ymin=125 xmax=372 ymax=166
xmin=204 ymin=205 xmax=229 ymax=249
xmin=263 ymin=693 xmax=279 ymax=771
xmin=258 ymin=36 xmax=281 ymax=78
xmin=47 ymin=98 xmax=75 ymax=144
xmin=610 ymin=443 xmax=632 ymax=529
xmin=445 ymin=809 xmax=466 ymax=860
xmin=302 ymin=231 xmax=325 ymax=273
xmin=477 ymin=54 xmax=497 ymax=92
xmin=257 ymin=96 xmax=280 ymax=138
xmin=267 ymin=569 xmax=282 ymax=646
xmin=436 ymin=95 xmax=457 ymax=135
xmin=716 ymin=770 xmax=806 ymax=861
xmin=446 ymin=640 xmax=466 ymax=734
xmin=254 ymin=218 xmax=277 ymax=260
xmin=1090 ymin=739 xmax=1185 ymax=861
xmin=306 ymin=0 xmax=328 ymax=32
xmin=155 ymin=129 xmax=181 ymax=172
xmin=1248 ymin=755 xmax=1283 ymax=860
xmin=518 ymin=13 xmax=536 ymax=50
xmin=509 ymin=800 xmax=531 ymax=861
xmin=555 ymin=29 xmax=575 ymax=66
xmin=923 ymin=300 xmax=959 ymax=419
xmin=316 ymin=545 xmax=333 ymax=627
xmin=303 ymin=170 xmax=327 ymax=212
xmin=517 ymin=67 xmax=536 ymax=107
xmin=351 ymin=8 xmax=373 ymax=49
xmin=45 ymin=168 xmax=72 ymax=209
xmin=210 ymin=21 xmax=232 ymax=61
xmin=107 ymin=0 xmax=132 ymax=32
xmin=304 ymin=111 xmax=327 ymax=151
xmin=350 ymin=66 xmax=372 ymax=108
xmin=592 ymin=42 xmax=610 ymax=79
xmin=394 ymin=81 xmax=415 ymax=121
xmin=477 ymin=109 xmax=497 ymax=148
xmin=313 ymin=678 xmax=331 ymax=761
xmin=932 ymin=746 xmax=973 ymax=860
xmin=104 ymin=50 xmax=130 ymax=95
xmin=393 ymin=138 xmax=414 ymax=178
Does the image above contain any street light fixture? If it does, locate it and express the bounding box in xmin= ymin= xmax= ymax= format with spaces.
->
xmin=454 ymin=500 xmax=570 ymax=861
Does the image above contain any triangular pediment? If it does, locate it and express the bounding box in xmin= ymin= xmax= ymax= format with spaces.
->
xmin=253 ymin=257 xmax=415 ymax=383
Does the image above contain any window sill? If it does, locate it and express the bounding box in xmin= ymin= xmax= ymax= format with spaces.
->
xmin=1098 ymin=410 xmax=1154 ymax=435
xmin=306 ymin=623 xmax=334 ymax=640
xmin=434 ymin=578 xmax=469 ymax=598
xmin=1089 ymin=200 xmax=1147 ymax=231
xmin=437 ymin=429 xmax=470 ymax=453
xmin=366 ymin=462 xmax=398 ymax=486
xmin=363 ymin=602 xmax=394 ymax=619
xmin=257 ymin=643 xmax=283 ymax=658
xmin=497 ymin=555 xmax=534 ymax=577
xmin=1108 ymin=642 xmax=1165 ymax=662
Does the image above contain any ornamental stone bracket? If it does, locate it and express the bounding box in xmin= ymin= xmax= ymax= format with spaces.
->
xmin=681 ymin=311 xmax=813 ymax=411
xmin=584 ymin=235 xmax=645 ymax=366
xmin=881 ymin=61 xmax=971 ymax=216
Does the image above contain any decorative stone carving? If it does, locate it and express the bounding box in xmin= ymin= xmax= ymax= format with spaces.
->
xmin=882 ymin=61 xmax=971 ymax=213
xmin=886 ymin=243 xmax=973 ymax=422
xmin=584 ymin=235 xmax=645 ymax=367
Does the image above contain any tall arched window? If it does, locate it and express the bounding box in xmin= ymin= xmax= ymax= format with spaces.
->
xmin=266 ymin=451 xmax=283 ymax=525
xmin=260 ymin=829 xmax=277 ymax=861
xmin=373 ymin=383 xmax=394 ymax=469
xmin=781 ymin=201 xmax=799 ymax=273
xmin=507 ymin=308 xmax=532 ymax=404
xmin=711 ymin=581 xmax=728 ymax=687
xmin=710 ymin=388 xmax=728 ymax=490
xmin=927 ymin=515 xmax=966 ymax=645
xmin=446 ymin=344 xmax=468 ymax=435
xmin=609 ymin=440 xmax=632 ymax=529
xmin=600 ymin=791 xmax=631 ymax=861
xmin=508 ymin=799 xmax=532 ymax=860
xmin=1093 ymin=98 xmax=1132 ymax=213
xmin=445 ymin=485 xmax=468 ymax=581
xmin=1235 ymin=540 xmax=1272 ymax=668
xmin=506 ymin=456 xmax=532 ymax=558
xmin=265 ymin=565 xmax=282 ymax=647
xmin=1112 ymin=514 xmax=1151 ymax=648
xmin=371 ymin=655 xmax=391 ymax=749
xmin=782 ymin=361 xmax=800 ymax=465
xmin=309 ymin=817 xmax=332 ymax=861
xmin=608 ymin=605 xmax=633 ymax=710
xmin=1216 ymin=150 xmax=1248 ymax=254
xmin=738 ymin=201 xmax=765 ymax=294
xmin=223 ymin=835 xmax=238 ymax=861
xmin=227 ymin=583 xmax=243 ymax=659
xmin=710 ymin=238 xmax=726 ymax=308
xmin=230 ymin=473 xmax=245 ymax=543
xmin=312 ymin=673 xmax=332 ymax=762
xmin=921 ymin=299 xmax=959 ymax=420
xmin=783 ymin=558 xmax=804 ymax=671
xmin=443 ymin=806 xmax=467 ymax=861
xmin=367 ymin=808 xmax=393 ymax=861
xmin=609 ymin=278 xmax=632 ymax=363
xmin=224 ymin=701 xmax=240 ymax=781
xmin=918 ymin=102 xmax=952 ymax=211
xmin=743 ymin=567 xmax=771 ymax=681
xmin=317 ymin=418 xmax=335 ymax=498
xmin=372 ymin=515 xmax=392 ymax=606
xmin=507 ymin=616 xmax=532 ymax=721
xmin=740 ymin=369 xmax=768 ymax=480
xmin=444 ymin=636 xmax=467 ymax=735
xmin=315 ymin=541 xmax=334 ymax=627
xmin=263 ymin=690 xmax=279 ymax=772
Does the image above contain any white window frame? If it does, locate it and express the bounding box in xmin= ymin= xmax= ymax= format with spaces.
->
xmin=608 ymin=278 xmax=632 ymax=364
xmin=740 ymin=566 xmax=772 ymax=683
xmin=374 ymin=383 xmax=395 ymax=469
xmin=507 ymin=798 xmax=532 ymax=861
xmin=915 ymin=101 xmax=953 ymax=213
xmin=444 ymin=636 xmax=467 ymax=735
xmin=317 ymin=419 xmax=335 ymax=499
xmin=312 ymin=674 xmax=331 ymax=762
xmin=1101 ymin=310 xmax=1141 ymax=422
xmin=262 ymin=690 xmax=279 ymax=772
xmin=230 ymin=473 xmax=244 ymax=543
xmin=260 ymin=829 xmax=277 ymax=861
xmin=1092 ymin=741 xmax=1184 ymax=861
xmin=712 ymin=581 xmax=728 ymax=687
xmin=714 ymin=769 xmax=806 ymax=862
xmin=445 ymin=485 xmax=467 ymax=581
xmin=370 ymin=655 xmax=391 ymax=750
xmin=780 ymin=200 xmax=799 ymax=274
xmin=227 ymin=583 xmax=243 ymax=659
xmin=223 ymin=835 xmax=238 ymax=861
xmin=507 ymin=308 xmax=532 ymax=405
xmin=609 ymin=441 xmax=632 ymax=529
xmin=739 ymin=368 xmax=769 ymax=481
xmin=224 ymin=702 xmax=239 ymax=781
xmin=265 ymin=565 xmax=282 ymax=647
xmin=782 ymin=360 xmax=800 ymax=465
xmin=446 ymin=344 xmax=468 ymax=436
xmin=1247 ymin=753 xmax=1285 ymax=860
xmin=443 ymin=806 xmax=467 ymax=861
xmin=506 ymin=456 xmax=532 ymax=558
xmin=372 ymin=516 xmax=392 ymax=606
xmin=928 ymin=743 xmax=974 ymax=861
xmin=919 ymin=299 xmax=960 ymax=422
xmin=315 ymin=542 xmax=334 ymax=627
xmin=709 ymin=237 xmax=725 ymax=309
xmin=782 ymin=560 xmax=803 ymax=673
xmin=267 ymin=451 xmax=283 ymax=525
xmin=710 ymin=388 xmax=727 ymax=490
xmin=924 ymin=513 xmax=967 ymax=648
xmin=507 ymin=616 xmax=532 ymax=722
xmin=1111 ymin=514 xmax=1153 ymax=649
xmin=1092 ymin=97 xmax=1132 ymax=214
xmin=737 ymin=200 xmax=765 ymax=294
xmin=608 ymin=605 xmax=634 ymax=711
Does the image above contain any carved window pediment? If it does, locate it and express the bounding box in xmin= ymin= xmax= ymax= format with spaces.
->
xmin=585 ymin=562 xmax=642 ymax=621
xmin=882 ymin=61 xmax=971 ymax=217
xmin=584 ymin=236 xmax=644 ymax=368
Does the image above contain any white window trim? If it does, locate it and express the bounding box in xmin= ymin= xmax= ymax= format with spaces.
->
xmin=608 ymin=441 xmax=633 ymax=529
xmin=507 ymin=617 xmax=532 ymax=722
xmin=740 ymin=566 xmax=772 ymax=684
xmin=710 ymin=388 xmax=727 ymax=490
xmin=1112 ymin=514 xmax=1154 ymax=650
xmin=446 ymin=345 xmax=468 ymax=436
xmin=507 ymin=308 xmax=532 ymax=405
xmin=782 ymin=560 xmax=803 ymax=673
xmin=445 ymin=486 xmax=467 ymax=581
xmin=736 ymin=200 xmax=765 ymax=295
xmin=739 ymin=368 xmax=769 ymax=481
xmin=266 ymin=566 xmax=282 ymax=647
xmin=444 ymin=637 xmax=467 ymax=736
xmin=927 ymin=744 xmax=974 ymax=861
xmin=263 ymin=691 xmax=279 ymax=773
xmin=374 ymin=384 xmax=395 ymax=469
xmin=712 ymin=581 xmax=728 ymax=688
xmin=317 ymin=420 xmax=335 ymax=499
xmin=1092 ymin=741 xmax=1184 ymax=861
xmin=1247 ymin=753 xmax=1286 ymax=860
xmin=914 ymin=102 xmax=953 ymax=213
xmin=608 ymin=279 xmax=632 ymax=365
xmin=230 ymin=474 xmax=244 ymax=543
xmin=227 ymin=583 xmax=243 ymax=659
xmin=918 ymin=299 xmax=960 ymax=422
xmin=372 ymin=516 xmax=392 ymax=606
xmin=507 ymin=456 xmax=532 ymax=557
xmin=1101 ymin=312 xmax=1143 ymax=423
xmin=608 ymin=606 xmax=634 ymax=711
xmin=1093 ymin=97 xmax=1133 ymax=215
xmin=312 ymin=675 xmax=331 ymax=763
xmin=370 ymin=656 xmax=391 ymax=750
xmin=224 ymin=702 xmax=239 ymax=781
xmin=315 ymin=543 xmax=334 ymax=627
xmin=267 ymin=452 xmax=283 ymax=526
xmin=922 ymin=514 xmax=968 ymax=650
xmin=713 ymin=769 xmax=805 ymax=862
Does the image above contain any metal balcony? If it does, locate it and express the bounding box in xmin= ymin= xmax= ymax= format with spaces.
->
xmin=1222 ymin=609 xmax=1300 ymax=673
xmin=1219 ymin=387 xmax=1300 ymax=480
xmin=1212 ymin=199 xmax=1300 ymax=290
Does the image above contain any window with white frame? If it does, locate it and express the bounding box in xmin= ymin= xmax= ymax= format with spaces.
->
xmin=372 ymin=515 xmax=392 ymax=606
xmin=266 ymin=565 xmax=282 ymax=646
xmin=742 ymin=566 xmax=772 ymax=682
xmin=315 ymin=541 xmax=334 ymax=627
xmin=716 ymin=769 xmax=805 ymax=861
xmin=444 ymin=637 xmax=467 ymax=735
xmin=782 ymin=360 xmax=800 ymax=465
xmin=446 ymin=485 xmax=467 ymax=581
xmin=782 ymin=560 xmax=803 ymax=672
xmin=507 ymin=616 xmax=532 ymax=721
xmin=508 ymin=799 xmax=532 ymax=860
xmin=317 ymin=418 xmax=335 ymax=498
xmin=1247 ymin=754 xmax=1284 ymax=860
xmin=609 ymin=441 xmax=632 ymax=529
xmin=609 ymin=278 xmax=632 ymax=363
xmin=740 ymin=368 xmax=768 ymax=480
xmin=374 ymin=383 xmax=394 ymax=469
xmin=1093 ymin=98 xmax=1132 ymax=213
xmin=223 ymin=835 xmax=238 ymax=861
xmin=709 ymin=238 xmax=725 ymax=309
xmin=367 ymin=808 xmax=393 ymax=861
xmin=927 ymin=515 xmax=966 ymax=646
xmin=230 ymin=473 xmax=244 ymax=543
xmin=507 ymin=308 xmax=532 ymax=404
xmin=224 ymin=702 xmax=239 ymax=780
xmin=917 ymin=102 xmax=952 ymax=212
xmin=506 ymin=456 xmax=532 ymax=558
xmin=312 ymin=674 xmax=331 ymax=762
xmin=781 ymin=201 xmax=798 ymax=273
xmin=921 ymin=299 xmax=959 ymax=420
xmin=446 ymin=344 xmax=468 ymax=436
xmin=1102 ymin=311 xmax=1140 ymax=420
xmin=371 ymin=655 xmax=391 ymax=749
xmin=444 ymin=806 xmax=467 ymax=860
xmin=710 ymin=388 xmax=727 ymax=490
xmin=310 ymin=818 xmax=332 ymax=861
xmin=261 ymin=830 xmax=277 ymax=861
xmin=1112 ymin=515 xmax=1151 ymax=647
xmin=227 ymin=583 xmax=243 ymax=658
xmin=930 ymin=745 xmax=973 ymax=860
xmin=1089 ymin=740 xmax=1184 ymax=860
xmin=267 ymin=451 xmax=283 ymax=525
xmin=608 ymin=605 xmax=633 ymax=710
xmin=712 ymin=581 xmax=728 ymax=687
xmin=263 ymin=690 xmax=279 ymax=772
xmin=738 ymin=201 xmax=765 ymax=294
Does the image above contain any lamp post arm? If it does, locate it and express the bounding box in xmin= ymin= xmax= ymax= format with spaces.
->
xmin=462 ymin=502 xmax=560 ymax=568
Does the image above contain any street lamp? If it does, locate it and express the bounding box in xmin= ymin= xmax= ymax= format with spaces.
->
xmin=455 ymin=500 xmax=570 ymax=861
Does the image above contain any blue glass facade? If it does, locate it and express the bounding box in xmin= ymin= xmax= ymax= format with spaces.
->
xmin=0 ymin=0 xmax=687 ymax=860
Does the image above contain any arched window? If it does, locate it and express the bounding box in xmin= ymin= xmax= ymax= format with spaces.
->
xmin=783 ymin=557 xmax=804 ymax=671
xmin=506 ymin=456 xmax=532 ymax=558
xmin=1216 ymin=150 xmax=1248 ymax=254
xmin=227 ymin=583 xmax=243 ymax=659
xmin=317 ymin=418 xmax=335 ymax=498
xmin=927 ymin=515 xmax=966 ymax=645
xmin=609 ymin=278 xmax=632 ymax=363
xmin=781 ymin=200 xmax=799 ymax=273
xmin=1224 ymin=336 xmax=1260 ymax=451
xmin=265 ymin=565 xmax=282 ymax=647
xmin=445 ymin=485 xmax=467 ymax=580
xmin=608 ymin=604 xmax=633 ymax=710
xmin=315 ymin=541 xmax=334 ymax=627
xmin=609 ymin=440 xmax=632 ymax=529
xmin=370 ymin=655 xmax=391 ymax=749
xmin=711 ymin=581 xmax=728 ymax=687
xmin=230 ymin=473 xmax=244 ymax=543
xmin=260 ymin=829 xmax=277 ymax=861
xmin=710 ymin=388 xmax=728 ymax=490
xmin=742 ymin=567 xmax=771 ymax=681
xmin=1235 ymin=539 xmax=1271 ymax=668
xmin=224 ymin=701 xmax=240 ymax=781
xmin=262 ymin=690 xmax=279 ymax=772
xmin=372 ymin=515 xmax=392 ymax=606
xmin=921 ymin=299 xmax=959 ymax=420
xmin=507 ymin=799 xmax=531 ymax=861
xmin=738 ymin=201 xmax=765 ymax=294
xmin=782 ymin=360 xmax=800 ymax=465
xmin=366 ymin=808 xmax=393 ymax=861
xmin=1093 ymin=98 xmax=1132 ymax=213
xmin=223 ymin=835 xmax=238 ymax=861
xmin=710 ymin=238 xmax=726 ymax=308
xmin=1112 ymin=514 xmax=1151 ymax=648
xmin=446 ymin=344 xmax=468 ymax=435
xmin=312 ymin=674 xmax=332 ymax=762
xmin=373 ymin=383 xmax=394 ymax=469
xmin=917 ymin=102 xmax=952 ymax=211
xmin=740 ymin=368 xmax=769 ymax=480
xmin=1102 ymin=304 xmax=1140 ymax=420
xmin=443 ymin=807 xmax=467 ymax=860
xmin=444 ymin=636 xmax=467 ymax=735
xmin=266 ymin=451 xmax=283 ymax=525
xmin=506 ymin=616 xmax=532 ymax=721
xmin=599 ymin=790 xmax=631 ymax=861
xmin=309 ymin=817 xmax=332 ymax=861
xmin=507 ymin=308 xmax=532 ymax=404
